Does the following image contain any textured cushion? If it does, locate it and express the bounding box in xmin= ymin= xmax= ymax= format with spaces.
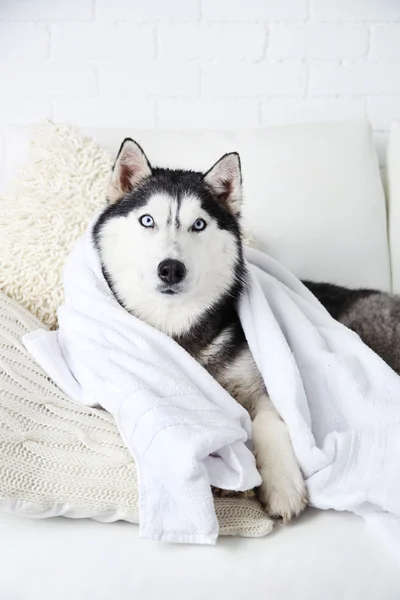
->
xmin=0 ymin=121 xmax=111 ymax=328
xmin=0 ymin=291 xmax=272 ymax=538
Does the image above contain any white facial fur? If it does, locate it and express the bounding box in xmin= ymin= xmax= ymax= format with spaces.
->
xmin=98 ymin=191 xmax=239 ymax=336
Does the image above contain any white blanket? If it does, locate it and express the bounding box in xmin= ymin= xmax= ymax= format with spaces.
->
xmin=241 ymin=250 xmax=400 ymax=562
xmin=23 ymin=229 xmax=262 ymax=545
xmin=24 ymin=227 xmax=400 ymax=558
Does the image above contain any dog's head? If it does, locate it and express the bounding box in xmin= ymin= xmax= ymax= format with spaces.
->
xmin=93 ymin=139 xmax=246 ymax=336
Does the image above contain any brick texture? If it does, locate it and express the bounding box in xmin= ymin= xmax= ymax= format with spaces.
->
xmin=0 ymin=0 xmax=93 ymax=21
xmin=0 ymin=61 xmax=97 ymax=96
xmin=0 ymin=97 xmax=52 ymax=126
xmin=202 ymin=63 xmax=307 ymax=97
xmin=311 ymin=0 xmax=400 ymax=21
xmin=158 ymin=99 xmax=260 ymax=128
xmin=53 ymin=98 xmax=156 ymax=127
xmin=311 ymin=62 xmax=400 ymax=96
xmin=0 ymin=24 xmax=49 ymax=58
xmin=96 ymin=0 xmax=199 ymax=22
xmin=371 ymin=26 xmax=400 ymax=59
xmin=268 ymin=25 xmax=368 ymax=60
xmin=51 ymin=23 xmax=155 ymax=60
xmin=98 ymin=62 xmax=200 ymax=97
xmin=158 ymin=24 xmax=266 ymax=61
xmin=202 ymin=0 xmax=309 ymax=22
xmin=0 ymin=0 xmax=399 ymax=166
xmin=261 ymin=97 xmax=366 ymax=126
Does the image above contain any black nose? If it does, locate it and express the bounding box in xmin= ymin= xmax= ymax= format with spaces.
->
xmin=158 ymin=259 xmax=186 ymax=285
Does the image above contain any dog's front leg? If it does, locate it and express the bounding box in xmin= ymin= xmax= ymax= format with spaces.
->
xmin=251 ymin=394 xmax=307 ymax=521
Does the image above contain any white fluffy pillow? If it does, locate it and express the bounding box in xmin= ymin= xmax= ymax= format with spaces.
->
xmin=0 ymin=291 xmax=272 ymax=538
xmin=0 ymin=121 xmax=112 ymax=329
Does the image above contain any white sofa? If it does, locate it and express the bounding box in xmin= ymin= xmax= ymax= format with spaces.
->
xmin=0 ymin=120 xmax=400 ymax=599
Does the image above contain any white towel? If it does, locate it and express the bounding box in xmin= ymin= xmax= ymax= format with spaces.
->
xmin=24 ymin=226 xmax=400 ymax=558
xmin=242 ymin=248 xmax=400 ymax=562
xmin=23 ymin=228 xmax=262 ymax=545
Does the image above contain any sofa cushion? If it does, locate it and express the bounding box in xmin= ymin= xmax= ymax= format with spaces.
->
xmin=1 ymin=119 xmax=390 ymax=291
xmin=1 ymin=507 xmax=399 ymax=600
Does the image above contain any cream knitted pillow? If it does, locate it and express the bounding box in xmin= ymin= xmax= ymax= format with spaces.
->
xmin=0 ymin=291 xmax=273 ymax=538
xmin=0 ymin=121 xmax=112 ymax=329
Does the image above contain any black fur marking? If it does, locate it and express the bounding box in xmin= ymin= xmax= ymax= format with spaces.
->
xmin=166 ymin=203 xmax=172 ymax=227
xmin=174 ymin=262 xmax=247 ymax=377
xmin=175 ymin=189 xmax=181 ymax=229
xmin=94 ymin=167 xmax=241 ymax=246
xmin=175 ymin=255 xmax=248 ymax=362
xmin=302 ymin=280 xmax=376 ymax=320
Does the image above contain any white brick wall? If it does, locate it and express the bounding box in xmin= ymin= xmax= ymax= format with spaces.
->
xmin=311 ymin=62 xmax=400 ymax=96
xmin=268 ymin=25 xmax=369 ymax=60
xmin=371 ymin=25 xmax=400 ymax=59
xmin=202 ymin=63 xmax=307 ymax=97
xmin=1 ymin=0 xmax=400 ymax=165
xmin=51 ymin=23 xmax=155 ymax=60
xmin=202 ymin=0 xmax=309 ymax=22
xmin=158 ymin=24 xmax=266 ymax=61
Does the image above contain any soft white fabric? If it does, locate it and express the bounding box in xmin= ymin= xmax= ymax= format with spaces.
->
xmin=23 ymin=228 xmax=262 ymax=545
xmin=1 ymin=120 xmax=390 ymax=291
xmin=241 ymin=247 xmax=400 ymax=563
xmin=2 ymin=509 xmax=400 ymax=600
xmin=388 ymin=121 xmax=400 ymax=293
xmin=0 ymin=291 xmax=272 ymax=538
xmin=25 ymin=228 xmax=400 ymax=556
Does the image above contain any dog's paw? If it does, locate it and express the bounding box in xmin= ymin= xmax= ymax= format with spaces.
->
xmin=257 ymin=468 xmax=307 ymax=522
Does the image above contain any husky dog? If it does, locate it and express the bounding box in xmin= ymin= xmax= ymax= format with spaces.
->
xmin=93 ymin=139 xmax=400 ymax=521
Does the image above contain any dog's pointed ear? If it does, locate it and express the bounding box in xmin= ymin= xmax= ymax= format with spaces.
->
xmin=108 ymin=138 xmax=152 ymax=204
xmin=203 ymin=152 xmax=242 ymax=215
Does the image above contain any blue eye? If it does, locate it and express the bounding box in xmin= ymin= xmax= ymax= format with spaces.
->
xmin=192 ymin=218 xmax=207 ymax=232
xmin=139 ymin=215 xmax=154 ymax=228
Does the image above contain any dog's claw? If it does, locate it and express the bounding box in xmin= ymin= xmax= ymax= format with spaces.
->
xmin=257 ymin=473 xmax=308 ymax=522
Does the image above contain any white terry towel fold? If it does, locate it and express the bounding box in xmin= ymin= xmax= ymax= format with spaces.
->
xmin=241 ymin=248 xmax=400 ymax=563
xmin=23 ymin=227 xmax=262 ymax=545
xmin=24 ymin=224 xmax=400 ymax=558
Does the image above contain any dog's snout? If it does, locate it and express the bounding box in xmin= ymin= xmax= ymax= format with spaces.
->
xmin=158 ymin=259 xmax=186 ymax=285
